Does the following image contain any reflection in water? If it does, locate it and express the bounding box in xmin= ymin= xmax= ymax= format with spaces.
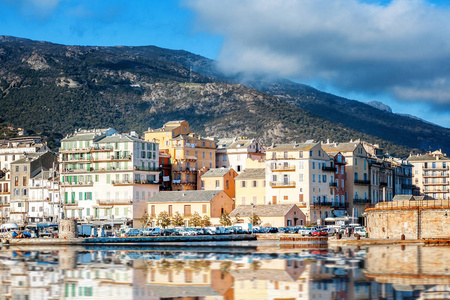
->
xmin=0 ymin=246 xmax=449 ymax=299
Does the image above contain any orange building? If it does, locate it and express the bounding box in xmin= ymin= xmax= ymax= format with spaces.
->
xmin=200 ymin=167 xmax=238 ymax=198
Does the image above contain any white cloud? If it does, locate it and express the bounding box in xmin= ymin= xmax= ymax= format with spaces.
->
xmin=186 ymin=0 xmax=450 ymax=107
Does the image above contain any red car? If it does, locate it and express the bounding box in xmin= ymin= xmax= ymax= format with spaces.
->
xmin=312 ymin=229 xmax=328 ymax=236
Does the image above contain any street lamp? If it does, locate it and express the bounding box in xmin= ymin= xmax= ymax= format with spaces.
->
xmin=250 ymin=203 xmax=255 ymax=235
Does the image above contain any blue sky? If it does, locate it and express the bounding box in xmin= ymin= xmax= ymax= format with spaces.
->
xmin=0 ymin=0 xmax=449 ymax=128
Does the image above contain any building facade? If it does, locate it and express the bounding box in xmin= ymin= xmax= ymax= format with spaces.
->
xmin=216 ymin=138 xmax=265 ymax=172
xmin=59 ymin=129 xmax=160 ymax=228
xmin=265 ymin=142 xmax=336 ymax=225
xmin=408 ymin=150 xmax=450 ymax=200
xmin=200 ymin=167 xmax=238 ymax=198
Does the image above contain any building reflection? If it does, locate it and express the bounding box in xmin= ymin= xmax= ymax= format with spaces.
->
xmin=0 ymin=246 xmax=449 ymax=300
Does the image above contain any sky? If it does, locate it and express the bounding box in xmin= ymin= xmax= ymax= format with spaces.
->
xmin=0 ymin=0 xmax=449 ymax=128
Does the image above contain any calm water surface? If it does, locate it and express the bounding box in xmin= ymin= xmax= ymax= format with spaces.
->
xmin=0 ymin=244 xmax=449 ymax=299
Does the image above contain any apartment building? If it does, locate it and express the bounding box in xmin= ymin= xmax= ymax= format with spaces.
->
xmin=216 ymin=138 xmax=265 ymax=172
xmin=28 ymin=169 xmax=61 ymax=224
xmin=200 ymin=167 xmax=237 ymax=198
xmin=389 ymin=157 xmax=415 ymax=196
xmin=158 ymin=151 xmax=171 ymax=191
xmin=265 ymin=142 xmax=336 ymax=225
xmin=368 ymin=157 xmax=394 ymax=203
xmin=59 ymin=129 xmax=160 ymax=228
xmin=145 ymin=121 xmax=216 ymax=191
xmin=0 ymin=170 xmax=10 ymax=224
xmin=322 ymin=141 xmax=370 ymax=218
xmin=9 ymin=151 xmax=57 ymax=225
xmin=0 ymin=136 xmax=49 ymax=170
xmin=331 ymin=153 xmax=347 ymax=216
xmin=408 ymin=150 xmax=450 ymax=200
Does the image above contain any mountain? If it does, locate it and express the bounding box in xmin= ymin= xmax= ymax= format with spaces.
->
xmin=0 ymin=36 xmax=448 ymax=157
xmin=365 ymin=101 xmax=392 ymax=113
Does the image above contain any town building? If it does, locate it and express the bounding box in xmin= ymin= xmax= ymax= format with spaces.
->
xmin=145 ymin=121 xmax=216 ymax=191
xmin=330 ymin=152 xmax=347 ymax=216
xmin=368 ymin=157 xmax=394 ymax=203
xmin=230 ymin=204 xmax=304 ymax=227
xmin=215 ymin=138 xmax=265 ymax=172
xmin=0 ymin=170 xmax=10 ymax=224
xmin=265 ymin=142 xmax=336 ymax=225
xmin=147 ymin=190 xmax=235 ymax=226
xmin=158 ymin=151 xmax=171 ymax=191
xmin=235 ymin=165 xmax=266 ymax=206
xmin=200 ymin=167 xmax=237 ymax=198
xmin=59 ymin=129 xmax=160 ymax=228
xmin=388 ymin=157 xmax=415 ymax=196
xmin=28 ymin=169 xmax=61 ymax=224
xmin=0 ymin=136 xmax=49 ymax=170
xmin=9 ymin=151 xmax=58 ymax=225
xmin=407 ymin=150 xmax=450 ymax=200
xmin=322 ymin=141 xmax=370 ymax=220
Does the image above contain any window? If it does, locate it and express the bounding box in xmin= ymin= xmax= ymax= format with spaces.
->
xmin=283 ymin=195 xmax=288 ymax=201
xmin=14 ymin=176 xmax=18 ymax=186
xmin=242 ymin=181 xmax=246 ymax=188
xmin=202 ymin=204 xmax=207 ymax=214
xmin=184 ymin=205 xmax=192 ymax=217
xmin=226 ymin=180 xmax=229 ymax=189
xmin=215 ymin=180 xmax=220 ymax=188
xmin=312 ymin=162 xmax=315 ymax=169
xmin=310 ymin=151 xmax=313 ymax=157
xmin=252 ymin=181 xmax=257 ymax=187
xmin=312 ymin=174 xmax=315 ymax=182
xmin=168 ymin=205 xmax=173 ymax=217
xmin=323 ymin=175 xmax=327 ymax=182
xmin=299 ymin=174 xmax=304 ymax=182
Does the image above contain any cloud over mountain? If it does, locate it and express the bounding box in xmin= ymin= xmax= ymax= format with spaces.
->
xmin=186 ymin=0 xmax=450 ymax=108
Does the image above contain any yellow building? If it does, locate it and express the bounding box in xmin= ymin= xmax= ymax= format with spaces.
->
xmin=200 ymin=167 xmax=238 ymax=198
xmin=235 ymin=168 xmax=266 ymax=206
xmin=147 ymin=190 xmax=235 ymax=225
xmin=145 ymin=120 xmax=216 ymax=191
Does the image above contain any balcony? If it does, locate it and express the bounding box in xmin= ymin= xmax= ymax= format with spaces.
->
xmin=354 ymin=179 xmax=370 ymax=185
xmin=64 ymin=201 xmax=79 ymax=206
xmin=329 ymin=182 xmax=338 ymax=187
xmin=270 ymin=181 xmax=296 ymax=188
xmin=268 ymin=155 xmax=298 ymax=160
xmin=401 ymin=184 xmax=416 ymax=189
xmin=270 ymin=165 xmax=296 ymax=172
xmin=172 ymin=180 xmax=196 ymax=185
xmin=353 ymin=198 xmax=371 ymax=204
xmin=332 ymin=202 xmax=347 ymax=208
xmin=423 ymin=181 xmax=449 ymax=186
xmin=423 ymin=166 xmax=449 ymax=171
xmin=62 ymin=181 xmax=93 ymax=187
xmin=322 ymin=165 xmax=336 ymax=172
xmin=423 ymin=173 xmax=448 ymax=178
xmin=133 ymin=180 xmax=159 ymax=185
xmin=380 ymin=181 xmax=388 ymax=187
xmin=97 ymin=199 xmax=133 ymax=205
xmin=311 ymin=201 xmax=333 ymax=207
xmin=90 ymin=146 xmax=113 ymax=152
xmin=173 ymin=167 xmax=197 ymax=173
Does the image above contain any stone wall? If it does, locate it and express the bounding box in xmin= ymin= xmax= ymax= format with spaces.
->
xmin=366 ymin=200 xmax=450 ymax=239
xmin=59 ymin=219 xmax=78 ymax=239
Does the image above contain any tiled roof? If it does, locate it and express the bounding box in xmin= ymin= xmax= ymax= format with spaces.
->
xmin=407 ymin=154 xmax=450 ymax=162
xmin=235 ymin=168 xmax=265 ymax=180
xmin=231 ymin=269 xmax=300 ymax=282
xmin=11 ymin=152 xmax=46 ymax=164
xmin=201 ymin=168 xmax=232 ymax=178
xmin=230 ymin=204 xmax=298 ymax=217
xmin=172 ymin=134 xmax=214 ymax=143
xmin=322 ymin=142 xmax=359 ymax=154
xmin=145 ymin=284 xmax=220 ymax=298
xmin=148 ymin=190 xmax=222 ymax=203
xmin=393 ymin=195 xmax=415 ymax=201
xmin=267 ymin=143 xmax=316 ymax=152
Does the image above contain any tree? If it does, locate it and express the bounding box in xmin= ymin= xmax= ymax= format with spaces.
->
xmin=189 ymin=211 xmax=202 ymax=227
xmin=157 ymin=211 xmax=171 ymax=228
xmin=249 ymin=214 xmax=261 ymax=226
xmin=202 ymin=215 xmax=211 ymax=227
xmin=233 ymin=213 xmax=242 ymax=225
xmin=138 ymin=211 xmax=153 ymax=228
xmin=172 ymin=211 xmax=185 ymax=227
xmin=219 ymin=212 xmax=232 ymax=226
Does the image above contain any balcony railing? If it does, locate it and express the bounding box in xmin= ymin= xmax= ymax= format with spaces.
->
xmin=423 ymin=173 xmax=448 ymax=178
xmin=270 ymin=165 xmax=296 ymax=172
xmin=329 ymin=182 xmax=338 ymax=187
xmin=322 ymin=165 xmax=336 ymax=172
xmin=423 ymin=181 xmax=449 ymax=186
xmin=380 ymin=181 xmax=388 ymax=187
xmin=269 ymin=181 xmax=296 ymax=188
xmin=423 ymin=166 xmax=449 ymax=171
xmin=97 ymin=199 xmax=133 ymax=205
xmin=353 ymin=198 xmax=371 ymax=204
xmin=332 ymin=202 xmax=347 ymax=208
xmin=354 ymin=179 xmax=370 ymax=185
xmin=401 ymin=184 xmax=416 ymax=189
xmin=311 ymin=201 xmax=333 ymax=207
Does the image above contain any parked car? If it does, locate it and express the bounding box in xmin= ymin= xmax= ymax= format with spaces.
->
xmin=299 ymin=227 xmax=313 ymax=236
xmin=354 ymin=226 xmax=367 ymax=237
xmin=312 ymin=228 xmax=328 ymax=237
xmin=141 ymin=227 xmax=163 ymax=236
xmin=125 ymin=229 xmax=141 ymax=237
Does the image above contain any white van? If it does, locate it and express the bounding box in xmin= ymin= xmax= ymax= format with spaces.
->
xmin=0 ymin=223 xmax=19 ymax=232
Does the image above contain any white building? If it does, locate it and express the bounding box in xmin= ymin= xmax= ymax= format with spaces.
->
xmin=265 ymin=142 xmax=336 ymax=225
xmin=216 ymin=138 xmax=265 ymax=173
xmin=0 ymin=170 xmax=11 ymax=224
xmin=28 ymin=169 xmax=61 ymax=223
xmin=59 ymin=129 xmax=160 ymax=228
xmin=0 ymin=136 xmax=49 ymax=170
